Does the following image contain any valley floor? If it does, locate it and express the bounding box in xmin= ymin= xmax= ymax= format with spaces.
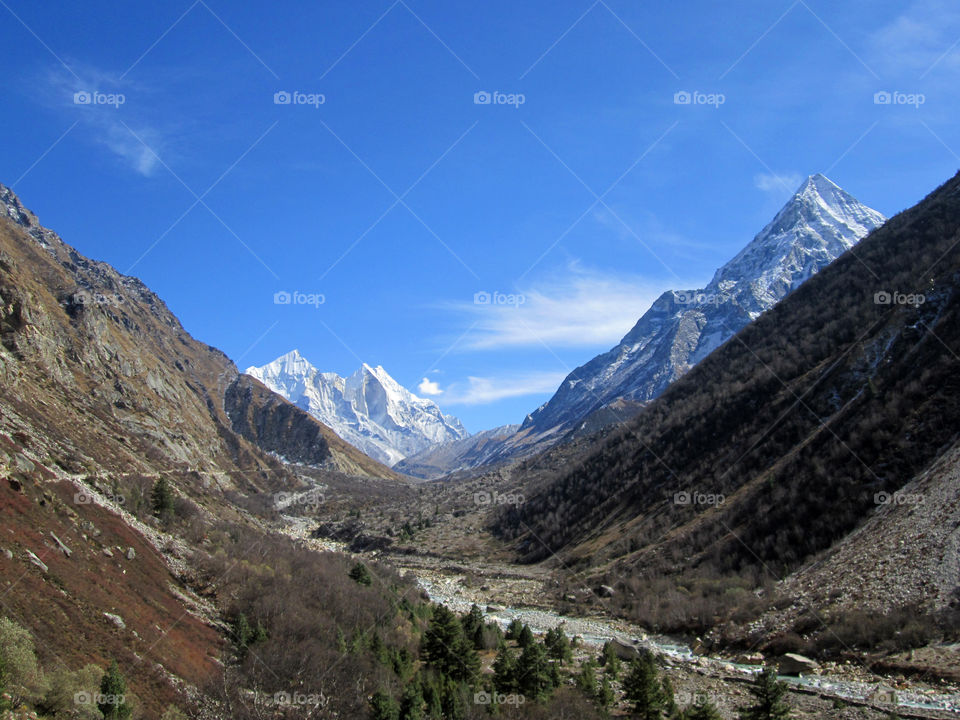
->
xmin=278 ymin=497 xmax=960 ymax=719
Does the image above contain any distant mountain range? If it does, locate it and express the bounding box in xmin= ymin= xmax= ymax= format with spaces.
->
xmin=245 ymin=351 xmax=468 ymax=467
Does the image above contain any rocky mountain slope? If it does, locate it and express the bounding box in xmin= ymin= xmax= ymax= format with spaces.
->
xmin=494 ymin=170 xmax=960 ymax=638
xmin=521 ymin=174 xmax=886 ymax=437
xmin=0 ymin=182 xmax=404 ymax=717
xmin=0 ymin=186 xmax=389 ymax=484
xmin=246 ymin=350 xmax=468 ymax=466
xmin=0 ymin=183 xmax=393 ymax=484
xmin=394 ymin=423 xmax=520 ymax=479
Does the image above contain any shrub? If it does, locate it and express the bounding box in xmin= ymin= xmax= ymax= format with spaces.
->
xmin=0 ymin=617 xmax=40 ymax=707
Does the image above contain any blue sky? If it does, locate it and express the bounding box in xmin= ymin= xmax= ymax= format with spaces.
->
xmin=1 ymin=0 xmax=958 ymax=432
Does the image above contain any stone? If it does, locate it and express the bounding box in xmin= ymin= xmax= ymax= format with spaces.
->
xmin=609 ymin=637 xmax=644 ymax=661
xmin=50 ymin=532 xmax=72 ymax=558
xmin=126 ymin=547 xmax=136 ymax=560
xmin=597 ymin=585 xmax=616 ymax=598
xmin=776 ymin=653 xmax=819 ymax=675
xmin=103 ymin=548 xmax=114 ymax=558
xmin=103 ymin=612 xmax=126 ymax=629
xmin=3 ymin=548 xmax=12 ymax=560
xmin=26 ymin=550 xmax=48 ymax=573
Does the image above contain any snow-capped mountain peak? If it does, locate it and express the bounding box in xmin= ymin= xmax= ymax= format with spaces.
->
xmin=520 ymin=174 xmax=886 ymax=435
xmin=245 ymin=353 xmax=468 ymax=467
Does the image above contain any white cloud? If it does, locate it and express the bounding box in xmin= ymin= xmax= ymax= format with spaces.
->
xmin=447 ymin=263 xmax=672 ymax=351
xmin=867 ymin=0 xmax=960 ymax=77
xmin=754 ymin=172 xmax=802 ymax=195
xmin=418 ymin=377 xmax=443 ymax=396
xmin=44 ymin=64 xmax=168 ymax=177
xmin=440 ymin=371 xmax=568 ymax=406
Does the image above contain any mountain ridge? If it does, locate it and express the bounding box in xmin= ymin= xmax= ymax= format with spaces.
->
xmin=246 ymin=350 xmax=469 ymax=466
xmin=520 ymin=173 xmax=886 ymax=436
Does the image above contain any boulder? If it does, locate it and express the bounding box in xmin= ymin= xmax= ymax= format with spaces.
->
xmin=735 ymin=652 xmax=765 ymax=665
xmin=50 ymin=532 xmax=72 ymax=558
xmin=597 ymin=585 xmax=616 ymax=598
xmin=126 ymin=547 xmax=136 ymax=560
xmin=609 ymin=637 xmax=644 ymax=661
xmin=776 ymin=653 xmax=819 ymax=675
xmin=103 ymin=612 xmax=126 ymax=629
xmin=26 ymin=550 xmax=48 ymax=573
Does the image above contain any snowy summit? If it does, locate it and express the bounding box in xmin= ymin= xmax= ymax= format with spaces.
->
xmin=245 ymin=351 xmax=468 ymax=466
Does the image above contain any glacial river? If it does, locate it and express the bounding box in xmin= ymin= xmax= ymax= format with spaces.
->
xmin=417 ymin=575 xmax=960 ymax=716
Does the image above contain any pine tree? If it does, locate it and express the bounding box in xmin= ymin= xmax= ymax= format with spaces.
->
xmin=601 ymin=641 xmax=621 ymax=678
xmin=399 ymin=681 xmax=424 ymax=720
xmin=738 ymin=668 xmax=793 ymax=720
xmin=545 ymin=625 xmax=573 ymax=664
xmin=461 ymin=605 xmax=485 ymax=651
xmin=506 ymin=618 xmax=524 ymax=641
xmin=517 ymin=624 xmax=535 ymax=649
xmin=151 ymin=477 xmax=175 ymax=522
xmin=515 ymin=641 xmax=552 ymax=701
xmin=349 ymin=562 xmax=372 ymax=586
xmin=98 ymin=660 xmax=132 ymax=720
xmin=370 ymin=689 xmax=399 ymax=720
xmin=421 ymin=605 xmax=479 ymax=683
xmin=598 ymin=674 xmax=614 ymax=710
xmin=576 ymin=658 xmax=597 ymax=697
xmin=623 ymin=654 xmax=669 ymax=720
xmin=492 ymin=642 xmax=518 ymax=694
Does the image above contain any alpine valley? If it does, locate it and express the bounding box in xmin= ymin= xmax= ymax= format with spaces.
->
xmin=4 ymin=170 xmax=960 ymax=720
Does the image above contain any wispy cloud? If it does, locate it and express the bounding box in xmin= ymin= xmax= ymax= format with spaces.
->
xmin=43 ymin=62 xmax=170 ymax=176
xmin=439 ymin=370 xmax=568 ymax=406
xmin=445 ymin=263 xmax=672 ymax=351
xmin=867 ymin=0 xmax=960 ymax=78
xmin=754 ymin=172 xmax=802 ymax=195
